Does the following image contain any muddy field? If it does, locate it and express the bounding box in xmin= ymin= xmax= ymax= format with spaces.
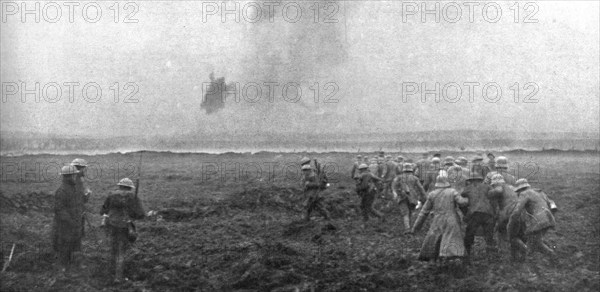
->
xmin=1 ymin=151 xmax=598 ymax=291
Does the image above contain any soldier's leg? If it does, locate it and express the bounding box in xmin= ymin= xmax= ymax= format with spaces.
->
xmin=316 ymin=197 xmax=330 ymax=220
xmin=482 ymin=214 xmax=497 ymax=254
xmin=360 ymin=193 xmax=370 ymax=222
xmin=367 ymin=193 xmax=383 ymax=219
xmin=529 ymin=231 xmax=555 ymax=258
xmin=398 ymin=201 xmax=411 ymax=232
xmin=464 ymin=214 xmax=479 ymax=256
xmin=114 ymin=229 xmax=127 ymax=282
xmin=305 ymin=196 xmax=314 ymax=221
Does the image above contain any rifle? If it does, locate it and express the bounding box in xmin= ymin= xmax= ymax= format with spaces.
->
xmin=135 ymin=151 xmax=143 ymax=197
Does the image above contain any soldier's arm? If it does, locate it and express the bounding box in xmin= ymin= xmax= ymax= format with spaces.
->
xmin=305 ymin=175 xmax=321 ymax=189
xmin=415 ymin=179 xmax=427 ymax=203
xmin=507 ymin=196 xmax=528 ymax=239
xmin=55 ymin=189 xmax=72 ymax=222
xmin=412 ymin=194 xmax=433 ymax=232
xmin=454 ymin=190 xmax=468 ymax=206
xmin=100 ymin=196 xmax=111 ymax=215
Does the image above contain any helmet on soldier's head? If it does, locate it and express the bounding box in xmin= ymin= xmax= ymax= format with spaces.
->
xmin=495 ymin=156 xmax=508 ymax=169
xmin=301 ymin=164 xmax=312 ymax=171
xmin=385 ymin=155 xmax=392 ymax=160
xmin=403 ymin=163 xmax=414 ymax=172
xmin=431 ymin=157 xmax=441 ymax=164
xmin=117 ymin=178 xmax=135 ymax=189
xmin=60 ymin=165 xmax=79 ymax=175
xmin=433 ymin=153 xmax=442 ymax=158
xmin=300 ymin=157 xmax=311 ymax=165
xmin=466 ymin=171 xmax=484 ymax=181
xmin=490 ymin=174 xmax=505 ymax=186
xmin=515 ymin=178 xmax=531 ymax=192
xmin=356 ymin=155 xmax=362 ymax=159
xmin=358 ymin=164 xmax=368 ymax=170
xmin=472 ymin=155 xmax=484 ymax=162
xmin=456 ymin=157 xmax=467 ymax=166
xmin=434 ymin=175 xmax=450 ymax=188
xmin=70 ymin=158 xmax=87 ymax=167
xmin=443 ymin=156 xmax=455 ymax=166
xmin=396 ymin=155 xmax=404 ymax=161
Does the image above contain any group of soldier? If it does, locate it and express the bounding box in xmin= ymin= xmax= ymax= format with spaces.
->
xmin=301 ymin=151 xmax=558 ymax=263
xmin=53 ymin=159 xmax=144 ymax=283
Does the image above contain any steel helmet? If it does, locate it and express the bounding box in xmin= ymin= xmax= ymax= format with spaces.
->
xmin=443 ymin=156 xmax=455 ymax=166
xmin=117 ymin=178 xmax=135 ymax=189
xmin=300 ymin=157 xmax=311 ymax=165
xmin=495 ymin=156 xmax=509 ymax=169
xmin=434 ymin=175 xmax=450 ymax=188
xmin=301 ymin=164 xmax=312 ymax=171
xmin=70 ymin=158 xmax=88 ymax=167
xmin=515 ymin=178 xmax=531 ymax=192
xmin=456 ymin=157 xmax=468 ymax=166
xmin=431 ymin=157 xmax=441 ymax=164
xmin=60 ymin=165 xmax=79 ymax=175
xmin=358 ymin=163 xmax=368 ymax=170
xmin=490 ymin=174 xmax=506 ymax=186
xmin=471 ymin=155 xmax=484 ymax=162
xmin=403 ymin=163 xmax=414 ymax=172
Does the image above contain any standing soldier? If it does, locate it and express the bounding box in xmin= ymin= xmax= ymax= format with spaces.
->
xmin=423 ymin=157 xmax=442 ymax=192
xmin=355 ymin=164 xmax=384 ymax=225
xmin=415 ymin=153 xmax=430 ymax=184
xmin=444 ymin=156 xmax=466 ymax=193
xmin=100 ymin=178 xmax=145 ymax=283
xmin=301 ymin=164 xmax=330 ymax=222
xmin=471 ymin=155 xmax=490 ymax=179
xmin=411 ymin=175 xmax=469 ymax=262
xmin=300 ymin=156 xmax=311 ymax=167
xmin=53 ymin=165 xmax=85 ymax=272
xmin=395 ymin=156 xmax=405 ymax=175
xmin=368 ymin=158 xmax=380 ymax=178
xmin=484 ymin=156 xmax=517 ymax=186
xmin=461 ymin=172 xmax=497 ymax=259
xmin=350 ymin=155 xmax=362 ymax=179
xmin=381 ymin=155 xmax=398 ymax=202
xmin=363 ymin=156 xmax=369 ymax=165
xmin=393 ymin=163 xmax=427 ymax=233
xmin=71 ymin=158 xmax=91 ymax=251
xmin=455 ymin=157 xmax=470 ymax=179
xmin=376 ymin=156 xmax=385 ymax=178
xmin=508 ymin=179 xmax=557 ymax=262
xmin=487 ymin=153 xmax=496 ymax=172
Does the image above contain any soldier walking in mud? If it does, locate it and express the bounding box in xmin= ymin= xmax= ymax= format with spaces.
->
xmin=507 ymin=179 xmax=557 ymax=262
xmin=392 ymin=163 xmax=427 ymax=233
xmin=53 ymin=165 xmax=85 ymax=272
xmin=100 ymin=178 xmax=145 ymax=283
xmin=461 ymin=172 xmax=497 ymax=259
xmin=355 ymin=163 xmax=384 ymax=225
xmin=301 ymin=164 xmax=330 ymax=222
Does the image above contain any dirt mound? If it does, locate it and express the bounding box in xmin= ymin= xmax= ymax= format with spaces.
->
xmin=0 ymin=191 xmax=54 ymax=213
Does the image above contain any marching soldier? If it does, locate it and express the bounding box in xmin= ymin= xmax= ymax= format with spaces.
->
xmin=415 ymin=153 xmax=430 ymax=184
xmin=461 ymin=172 xmax=496 ymax=258
xmin=508 ymin=179 xmax=557 ymax=262
xmin=53 ymin=165 xmax=85 ymax=272
xmin=423 ymin=157 xmax=442 ymax=192
xmin=355 ymin=164 xmax=384 ymax=224
xmin=368 ymin=158 xmax=380 ymax=178
xmin=350 ymin=155 xmax=362 ymax=179
xmin=100 ymin=178 xmax=145 ymax=283
xmin=301 ymin=164 xmax=330 ymax=221
xmin=395 ymin=156 xmax=405 ymax=175
xmin=471 ymin=155 xmax=490 ymax=179
xmin=392 ymin=163 xmax=427 ymax=233
xmin=381 ymin=155 xmax=398 ymax=202
xmin=484 ymin=156 xmax=517 ymax=186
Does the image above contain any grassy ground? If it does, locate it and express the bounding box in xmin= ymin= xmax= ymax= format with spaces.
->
xmin=1 ymin=151 xmax=598 ymax=291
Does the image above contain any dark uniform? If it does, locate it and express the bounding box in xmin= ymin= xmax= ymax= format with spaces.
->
xmin=101 ymin=187 xmax=145 ymax=282
xmin=356 ymin=170 xmax=384 ymax=222
xmin=302 ymin=168 xmax=330 ymax=221
xmin=461 ymin=178 xmax=496 ymax=256
xmin=53 ymin=172 xmax=85 ymax=268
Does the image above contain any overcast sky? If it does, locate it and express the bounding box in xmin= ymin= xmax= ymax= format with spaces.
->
xmin=1 ymin=1 xmax=598 ymax=138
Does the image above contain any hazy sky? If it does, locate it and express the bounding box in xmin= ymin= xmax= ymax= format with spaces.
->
xmin=1 ymin=1 xmax=598 ymax=138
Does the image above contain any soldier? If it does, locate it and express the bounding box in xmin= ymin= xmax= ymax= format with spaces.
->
xmin=301 ymin=164 xmax=330 ymax=222
xmin=455 ymin=157 xmax=470 ymax=178
xmin=471 ymin=155 xmax=490 ymax=179
xmin=376 ymin=156 xmax=385 ymax=178
xmin=350 ymin=155 xmax=362 ymax=179
xmin=484 ymin=156 xmax=517 ymax=186
xmin=508 ymin=179 xmax=557 ymax=262
xmin=100 ymin=178 xmax=145 ymax=283
xmin=53 ymin=165 xmax=85 ymax=272
xmin=381 ymin=155 xmax=398 ymax=202
xmin=487 ymin=153 xmax=496 ymax=172
xmin=71 ymin=158 xmax=91 ymax=251
xmin=395 ymin=156 xmax=405 ymax=175
xmin=411 ymin=175 xmax=469 ymax=262
xmin=414 ymin=153 xmax=430 ymax=184
xmin=444 ymin=156 xmax=466 ymax=193
xmin=363 ymin=156 xmax=369 ymax=164
xmin=393 ymin=163 xmax=427 ymax=233
xmin=423 ymin=157 xmax=442 ymax=192
xmin=355 ymin=164 xmax=384 ymax=224
xmin=368 ymin=158 xmax=380 ymax=178
xmin=461 ymin=172 xmax=496 ymax=258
